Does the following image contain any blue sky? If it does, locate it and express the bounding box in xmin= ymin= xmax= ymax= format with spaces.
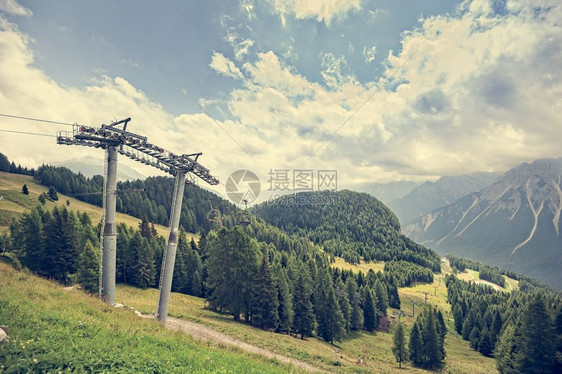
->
xmin=12 ymin=0 xmax=455 ymax=115
xmin=0 ymin=0 xmax=561 ymax=199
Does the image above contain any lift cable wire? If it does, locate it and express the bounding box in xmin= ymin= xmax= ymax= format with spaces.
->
xmin=0 ymin=113 xmax=75 ymax=127
xmin=308 ymin=55 xmax=412 ymax=160
xmin=0 ymin=128 xmax=56 ymax=137
xmin=151 ymin=55 xmax=254 ymax=160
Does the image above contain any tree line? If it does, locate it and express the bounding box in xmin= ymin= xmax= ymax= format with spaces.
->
xmin=383 ymin=260 xmax=434 ymax=287
xmin=0 ymin=153 xmax=35 ymax=176
xmin=447 ymin=255 xmax=558 ymax=293
xmin=446 ymin=275 xmax=562 ymax=373
xmin=33 ymin=165 xmax=238 ymax=233
xmin=447 ymin=255 xmax=506 ymax=288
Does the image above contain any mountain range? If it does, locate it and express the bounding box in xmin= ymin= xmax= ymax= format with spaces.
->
xmin=353 ymin=181 xmax=421 ymax=205
xmin=387 ymin=172 xmax=501 ymax=225
xmin=404 ymin=158 xmax=562 ymax=289
xmin=53 ymin=156 xmax=145 ymax=181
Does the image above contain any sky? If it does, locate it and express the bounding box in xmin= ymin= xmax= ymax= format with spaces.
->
xmin=0 ymin=0 xmax=561 ymax=202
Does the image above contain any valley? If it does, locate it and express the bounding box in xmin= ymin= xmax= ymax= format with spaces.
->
xmin=0 ymin=162 xmax=560 ymax=373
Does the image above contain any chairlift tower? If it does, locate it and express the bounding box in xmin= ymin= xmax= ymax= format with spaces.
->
xmin=57 ymin=118 xmax=219 ymax=323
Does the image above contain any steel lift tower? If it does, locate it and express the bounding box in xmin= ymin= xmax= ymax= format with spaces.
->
xmin=57 ymin=118 xmax=219 ymax=323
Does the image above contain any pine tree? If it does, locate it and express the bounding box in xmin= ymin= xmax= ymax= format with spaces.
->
xmin=43 ymin=206 xmax=78 ymax=283
xmin=453 ymin=303 xmax=463 ymax=334
xmin=422 ymin=308 xmax=443 ymax=367
xmin=128 ymin=231 xmax=155 ymax=289
xmin=374 ymin=279 xmax=389 ymax=316
xmin=19 ymin=208 xmax=44 ymax=273
xmin=490 ymin=310 xmax=503 ymax=347
xmin=346 ymin=278 xmax=363 ymax=330
xmin=478 ymin=327 xmax=493 ymax=357
xmin=335 ymin=277 xmax=351 ymax=332
xmin=462 ymin=309 xmax=476 ymax=340
xmin=469 ymin=326 xmax=481 ymax=351
xmin=516 ymin=294 xmax=555 ymax=373
xmin=204 ymin=227 xmax=259 ymax=320
xmin=387 ymin=276 xmax=401 ymax=309
xmin=496 ymin=324 xmax=521 ymax=374
xmin=21 ymin=184 xmax=29 ymax=195
xmin=172 ymin=230 xmax=188 ymax=292
xmin=76 ymin=240 xmax=99 ymax=293
xmin=292 ymin=263 xmax=316 ymax=339
xmin=362 ymin=287 xmax=377 ymax=332
xmin=0 ymin=153 xmax=9 ymax=172
xmin=314 ymin=268 xmax=345 ymax=343
xmin=191 ymin=270 xmax=202 ymax=296
xmin=409 ymin=323 xmax=423 ymax=366
xmin=392 ymin=322 xmax=408 ymax=368
xmin=251 ymin=254 xmax=279 ymax=330
xmin=116 ymin=224 xmax=132 ymax=284
xmin=138 ymin=214 xmax=153 ymax=240
xmin=318 ymin=283 xmax=345 ymax=343
xmin=553 ymin=308 xmax=562 ymax=373
xmin=38 ymin=193 xmax=46 ymax=205
xmin=436 ymin=309 xmax=446 ymax=359
xmin=47 ymin=186 xmax=58 ymax=201
xmin=185 ymin=245 xmax=203 ymax=296
xmin=276 ymin=269 xmax=293 ymax=334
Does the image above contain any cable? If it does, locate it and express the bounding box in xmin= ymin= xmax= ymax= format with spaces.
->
xmin=0 ymin=113 xmax=75 ymax=126
xmin=308 ymin=56 xmax=412 ymax=160
xmin=0 ymin=129 xmax=56 ymax=137
xmin=151 ymin=55 xmax=255 ymax=160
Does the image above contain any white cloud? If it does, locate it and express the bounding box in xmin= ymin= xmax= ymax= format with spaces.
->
xmin=1 ymin=0 xmax=561 ymax=196
xmin=269 ymin=0 xmax=362 ymax=25
xmin=209 ymin=52 xmax=244 ymax=80
xmin=0 ymin=0 xmax=32 ymax=17
xmin=320 ymin=52 xmax=355 ymax=88
xmin=234 ymin=39 xmax=254 ymax=61
xmin=362 ymin=45 xmax=376 ymax=64
xmin=243 ymin=51 xmax=315 ymax=98
xmin=240 ymin=0 xmax=257 ymax=21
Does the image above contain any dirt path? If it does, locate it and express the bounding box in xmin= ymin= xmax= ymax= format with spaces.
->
xmin=137 ymin=313 xmax=323 ymax=373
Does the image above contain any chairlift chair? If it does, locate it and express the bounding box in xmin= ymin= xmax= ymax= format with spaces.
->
xmin=207 ymin=198 xmax=223 ymax=227
xmin=237 ymin=199 xmax=252 ymax=226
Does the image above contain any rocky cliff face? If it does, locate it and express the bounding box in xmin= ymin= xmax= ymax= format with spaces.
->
xmin=404 ymin=158 xmax=562 ymax=289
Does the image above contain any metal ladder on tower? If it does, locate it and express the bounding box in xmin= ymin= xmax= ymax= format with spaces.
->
xmin=158 ymin=175 xmax=180 ymax=294
xmin=98 ymin=148 xmax=108 ymax=298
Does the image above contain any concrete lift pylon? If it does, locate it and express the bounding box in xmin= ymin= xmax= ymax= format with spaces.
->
xmin=57 ymin=118 xmax=219 ymax=322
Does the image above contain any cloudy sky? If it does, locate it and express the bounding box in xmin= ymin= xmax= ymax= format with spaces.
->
xmin=0 ymin=0 xmax=560 ymax=200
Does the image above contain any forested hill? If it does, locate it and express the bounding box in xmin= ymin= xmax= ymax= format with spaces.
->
xmin=31 ymin=164 xmax=325 ymax=259
xmin=34 ymin=166 xmax=440 ymax=272
xmin=33 ymin=165 xmax=238 ymax=233
xmin=252 ymin=190 xmax=441 ymax=272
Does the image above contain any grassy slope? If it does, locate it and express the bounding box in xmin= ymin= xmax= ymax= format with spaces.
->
xmin=0 ymin=171 xmax=199 ymax=241
xmin=330 ymin=258 xmax=385 ymax=274
xmin=0 ymin=263 xmax=297 ymax=373
xmin=455 ymin=268 xmax=519 ymax=292
xmin=116 ymin=258 xmax=498 ymax=373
